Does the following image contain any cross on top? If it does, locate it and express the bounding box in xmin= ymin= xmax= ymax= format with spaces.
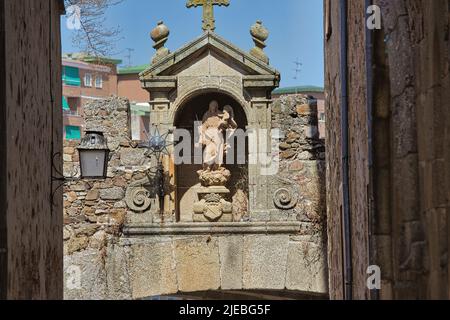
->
xmin=186 ymin=0 xmax=230 ymax=32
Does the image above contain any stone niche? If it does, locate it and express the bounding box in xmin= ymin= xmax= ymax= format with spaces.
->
xmin=63 ymin=27 xmax=328 ymax=300
xmin=134 ymin=31 xmax=287 ymax=224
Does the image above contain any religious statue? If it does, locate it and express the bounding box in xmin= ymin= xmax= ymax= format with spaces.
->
xmin=196 ymin=100 xmax=237 ymax=187
xmin=193 ymin=100 xmax=236 ymax=222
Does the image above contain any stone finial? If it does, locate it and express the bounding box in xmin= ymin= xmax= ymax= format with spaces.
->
xmin=150 ymin=21 xmax=170 ymax=64
xmin=250 ymin=20 xmax=269 ymax=64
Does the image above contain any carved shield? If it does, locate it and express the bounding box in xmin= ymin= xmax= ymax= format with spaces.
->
xmin=204 ymin=203 xmax=223 ymax=221
xmin=203 ymin=193 xmax=223 ymax=221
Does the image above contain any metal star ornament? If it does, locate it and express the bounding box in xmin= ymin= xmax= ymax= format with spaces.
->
xmin=140 ymin=126 xmax=173 ymax=162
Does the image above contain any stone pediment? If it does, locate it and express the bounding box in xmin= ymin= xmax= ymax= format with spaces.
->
xmin=139 ymin=31 xmax=280 ymax=88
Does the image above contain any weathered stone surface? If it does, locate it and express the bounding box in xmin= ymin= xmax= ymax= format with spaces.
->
xmin=63 ymin=154 xmax=72 ymax=162
xmin=129 ymin=241 xmax=178 ymax=299
xmin=113 ymin=177 xmax=128 ymax=188
xmin=298 ymin=151 xmax=313 ymax=160
xmin=74 ymin=224 xmax=100 ymax=237
xmin=67 ymin=237 xmax=89 ymax=255
xmin=114 ymin=201 xmax=127 ymax=208
xmin=219 ymin=236 xmax=244 ymax=290
xmin=287 ymin=132 xmax=301 ymax=140
xmin=85 ymin=190 xmax=99 ymax=201
xmin=66 ymin=191 xmax=78 ymax=202
xmin=281 ymin=150 xmax=296 ymax=159
xmin=279 ymin=142 xmax=291 ymax=150
xmin=325 ymin=0 xmax=450 ymax=299
xmin=100 ymin=187 xmax=125 ymax=201
xmin=297 ymin=104 xmax=317 ymax=115
xmin=89 ymin=230 xmax=107 ymax=250
xmin=63 ymin=227 xmax=72 ymax=241
xmin=249 ymin=21 xmax=270 ymax=64
xmin=232 ymin=190 xmax=248 ymax=222
xmin=71 ymin=182 xmax=87 ymax=192
xmin=120 ymin=149 xmax=147 ymax=166
xmin=174 ymin=237 xmax=221 ymax=292
xmin=289 ymin=160 xmax=304 ymax=172
xmin=66 ymin=207 xmax=81 ymax=217
xmin=94 ymin=209 xmax=108 ymax=216
xmin=106 ymin=244 xmax=132 ymax=300
xmin=64 ymin=147 xmax=75 ymax=154
xmin=285 ymin=240 xmax=327 ymax=294
xmin=243 ymin=235 xmax=289 ymax=289
xmin=64 ymin=249 xmax=107 ymax=300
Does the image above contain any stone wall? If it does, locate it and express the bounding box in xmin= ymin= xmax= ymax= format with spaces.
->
xmin=271 ymin=94 xmax=326 ymax=227
xmin=63 ymin=95 xmax=327 ymax=299
xmin=325 ymin=0 xmax=450 ymax=299
xmin=63 ymin=97 xmax=142 ymax=257
xmin=0 ymin=0 xmax=64 ymax=299
xmin=373 ymin=0 xmax=450 ymax=300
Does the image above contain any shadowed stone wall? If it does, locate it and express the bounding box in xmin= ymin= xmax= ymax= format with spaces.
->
xmin=325 ymin=0 xmax=450 ymax=300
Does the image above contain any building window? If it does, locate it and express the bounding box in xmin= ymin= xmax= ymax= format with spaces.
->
xmin=64 ymin=97 xmax=80 ymax=116
xmin=84 ymin=73 xmax=92 ymax=87
xmin=62 ymin=66 xmax=81 ymax=86
xmin=65 ymin=126 xmax=81 ymax=140
xmin=95 ymin=75 xmax=103 ymax=89
xmin=319 ymin=112 xmax=326 ymax=122
xmin=62 ymin=96 xmax=70 ymax=112
xmin=131 ymin=103 xmax=150 ymax=141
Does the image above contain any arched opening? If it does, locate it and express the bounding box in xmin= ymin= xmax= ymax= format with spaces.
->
xmin=174 ymin=91 xmax=249 ymax=222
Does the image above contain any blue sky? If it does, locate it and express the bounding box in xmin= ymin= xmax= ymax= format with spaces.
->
xmin=61 ymin=0 xmax=324 ymax=88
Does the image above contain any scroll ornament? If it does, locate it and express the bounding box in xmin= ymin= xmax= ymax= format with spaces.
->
xmin=273 ymin=187 xmax=298 ymax=210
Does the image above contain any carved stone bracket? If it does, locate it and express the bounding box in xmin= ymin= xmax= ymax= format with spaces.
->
xmin=125 ymin=177 xmax=155 ymax=212
xmin=273 ymin=187 xmax=298 ymax=210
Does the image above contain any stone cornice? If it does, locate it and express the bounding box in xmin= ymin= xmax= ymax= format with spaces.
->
xmin=243 ymin=75 xmax=280 ymax=89
xmin=123 ymin=221 xmax=312 ymax=237
xmin=139 ymin=32 xmax=280 ymax=80
xmin=140 ymin=76 xmax=177 ymax=91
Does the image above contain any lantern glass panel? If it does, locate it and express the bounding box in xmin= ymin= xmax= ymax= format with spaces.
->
xmin=79 ymin=149 xmax=108 ymax=178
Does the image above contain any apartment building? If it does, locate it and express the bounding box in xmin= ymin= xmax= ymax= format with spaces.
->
xmin=62 ymin=54 xmax=121 ymax=139
xmin=117 ymin=64 xmax=151 ymax=141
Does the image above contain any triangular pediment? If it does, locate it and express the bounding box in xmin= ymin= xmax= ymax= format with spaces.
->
xmin=140 ymin=31 xmax=280 ymax=80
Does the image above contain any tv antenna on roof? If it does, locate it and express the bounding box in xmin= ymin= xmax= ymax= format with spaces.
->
xmin=293 ymin=58 xmax=303 ymax=80
xmin=125 ymin=48 xmax=135 ymax=67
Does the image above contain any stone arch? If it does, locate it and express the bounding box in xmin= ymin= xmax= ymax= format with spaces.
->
xmin=169 ymin=86 xmax=253 ymax=127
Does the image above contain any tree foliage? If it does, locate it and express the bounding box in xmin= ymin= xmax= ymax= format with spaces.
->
xmin=64 ymin=0 xmax=123 ymax=57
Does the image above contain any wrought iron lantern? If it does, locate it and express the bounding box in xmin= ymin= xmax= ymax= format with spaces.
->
xmin=51 ymin=130 xmax=110 ymax=206
xmin=77 ymin=131 xmax=110 ymax=179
